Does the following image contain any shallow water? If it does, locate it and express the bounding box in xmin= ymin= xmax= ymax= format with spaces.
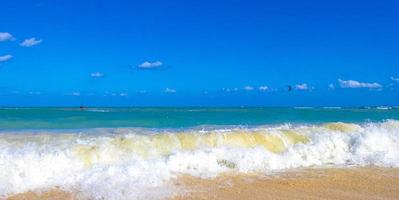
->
xmin=0 ymin=107 xmax=399 ymax=129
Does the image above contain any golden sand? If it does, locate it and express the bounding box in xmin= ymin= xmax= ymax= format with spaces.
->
xmin=6 ymin=188 xmax=75 ymax=200
xmin=6 ymin=167 xmax=399 ymax=200
xmin=172 ymin=167 xmax=399 ymax=200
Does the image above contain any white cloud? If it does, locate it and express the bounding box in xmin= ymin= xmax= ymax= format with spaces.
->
xmin=243 ymin=86 xmax=254 ymax=91
xmin=165 ymin=88 xmax=176 ymax=93
xmin=391 ymin=77 xmax=399 ymax=83
xmin=0 ymin=54 xmax=12 ymax=62
xmin=295 ymin=83 xmax=310 ymax=90
xmin=0 ymin=32 xmax=14 ymax=42
xmin=90 ymin=72 xmax=104 ymax=78
xmin=338 ymin=79 xmax=382 ymax=89
xmin=120 ymin=93 xmax=128 ymax=97
xmin=328 ymin=83 xmax=335 ymax=90
xmin=70 ymin=92 xmax=80 ymax=96
xmin=258 ymin=86 xmax=269 ymax=91
xmin=138 ymin=61 xmax=163 ymax=69
xmin=20 ymin=38 xmax=42 ymax=47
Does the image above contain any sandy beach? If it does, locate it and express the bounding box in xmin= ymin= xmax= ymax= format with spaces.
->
xmin=7 ymin=167 xmax=399 ymax=200
xmin=172 ymin=167 xmax=399 ymax=200
xmin=6 ymin=189 xmax=75 ymax=200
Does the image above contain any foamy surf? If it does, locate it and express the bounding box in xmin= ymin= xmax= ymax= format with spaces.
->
xmin=1 ymin=120 xmax=399 ymax=199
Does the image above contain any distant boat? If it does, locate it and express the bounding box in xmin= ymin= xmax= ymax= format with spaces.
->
xmin=287 ymin=85 xmax=292 ymax=92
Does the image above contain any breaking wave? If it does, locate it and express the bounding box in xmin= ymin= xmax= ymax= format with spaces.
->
xmin=1 ymin=120 xmax=399 ymax=199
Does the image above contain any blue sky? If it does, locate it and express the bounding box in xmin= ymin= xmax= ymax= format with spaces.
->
xmin=0 ymin=0 xmax=398 ymax=106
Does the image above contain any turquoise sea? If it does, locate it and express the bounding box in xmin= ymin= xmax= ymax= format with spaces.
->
xmin=0 ymin=107 xmax=399 ymax=129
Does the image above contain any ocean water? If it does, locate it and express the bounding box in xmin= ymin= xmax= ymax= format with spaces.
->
xmin=1 ymin=107 xmax=399 ymax=129
xmin=1 ymin=107 xmax=399 ymax=199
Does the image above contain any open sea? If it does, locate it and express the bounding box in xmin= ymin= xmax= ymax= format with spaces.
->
xmin=1 ymin=107 xmax=399 ymax=199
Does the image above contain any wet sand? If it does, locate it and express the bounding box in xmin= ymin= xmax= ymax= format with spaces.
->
xmin=6 ymin=167 xmax=399 ymax=200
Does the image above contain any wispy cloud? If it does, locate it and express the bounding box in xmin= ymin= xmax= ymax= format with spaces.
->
xmin=90 ymin=72 xmax=104 ymax=78
xmin=258 ymin=86 xmax=269 ymax=91
xmin=338 ymin=79 xmax=382 ymax=89
xmin=328 ymin=83 xmax=335 ymax=90
xmin=66 ymin=92 xmax=81 ymax=96
xmin=20 ymin=38 xmax=42 ymax=47
xmin=222 ymin=88 xmax=230 ymax=92
xmin=165 ymin=88 xmax=176 ymax=93
xmin=138 ymin=61 xmax=163 ymax=69
xmin=0 ymin=32 xmax=14 ymax=42
xmin=243 ymin=86 xmax=254 ymax=91
xmin=0 ymin=54 xmax=12 ymax=62
xmin=119 ymin=93 xmax=128 ymax=97
xmin=391 ymin=77 xmax=399 ymax=83
xmin=28 ymin=91 xmax=41 ymax=95
xmin=222 ymin=88 xmax=239 ymax=92
xmin=295 ymin=83 xmax=311 ymax=90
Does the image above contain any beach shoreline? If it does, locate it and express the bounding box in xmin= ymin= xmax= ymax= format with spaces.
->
xmin=7 ymin=167 xmax=399 ymax=200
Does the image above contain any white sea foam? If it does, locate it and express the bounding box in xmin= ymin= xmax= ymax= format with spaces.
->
xmin=1 ymin=120 xmax=399 ymax=199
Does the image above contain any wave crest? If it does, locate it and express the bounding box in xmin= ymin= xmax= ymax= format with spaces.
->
xmin=1 ymin=120 xmax=399 ymax=199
